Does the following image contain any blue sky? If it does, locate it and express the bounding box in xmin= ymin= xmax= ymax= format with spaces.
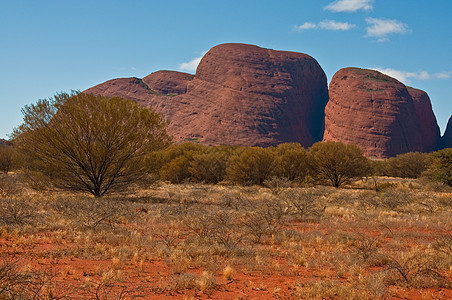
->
xmin=1 ymin=0 xmax=451 ymax=139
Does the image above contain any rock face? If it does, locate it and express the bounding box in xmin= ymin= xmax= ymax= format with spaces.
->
xmin=142 ymin=71 xmax=194 ymax=95
xmin=84 ymin=71 xmax=193 ymax=110
xmin=85 ymin=43 xmax=329 ymax=147
xmin=443 ymin=116 xmax=452 ymax=148
xmin=323 ymin=68 xmax=424 ymax=158
xmin=407 ymin=87 xmax=441 ymax=152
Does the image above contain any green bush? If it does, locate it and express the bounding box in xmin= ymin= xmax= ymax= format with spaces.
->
xmin=428 ymin=148 xmax=452 ymax=186
xmin=383 ymin=152 xmax=429 ymax=178
xmin=274 ymin=143 xmax=311 ymax=181
xmin=155 ymin=143 xmax=206 ymax=183
xmin=160 ymin=155 xmax=192 ymax=183
xmin=189 ymin=146 xmax=233 ymax=183
xmin=309 ymin=141 xmax=371 ymax=188
xmin=225 ymin=147 xmax=278 ymax=185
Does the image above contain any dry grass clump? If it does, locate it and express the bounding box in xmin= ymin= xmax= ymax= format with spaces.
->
xmin=290 ymin=272 xmax=388 ymax=299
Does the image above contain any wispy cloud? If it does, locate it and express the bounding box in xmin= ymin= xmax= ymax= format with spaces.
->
xmin=319 ymin=20 xmax=356 ymax=30
xmin=434 ymin=71 xmax=452 ymax=79
xmin=324 ymin=0 xmax=374 ymax=12
xmin=294 ymin=20 xmax=356 ymax=31
xmin=374 ymin=68 xmax=451 ymax=84
xmin=296 ymin=22 xmax=317 ymax=30
xmin=365 ymin=18 xmax=409 ymax=41
xmin=179 ymin=51 xmax=207 ymax=73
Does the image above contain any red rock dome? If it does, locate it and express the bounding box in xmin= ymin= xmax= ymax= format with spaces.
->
xmin=323 ymin=68 xmax=424 ymax=158
xmin=85 ymin=43 xmax=329 ymax=147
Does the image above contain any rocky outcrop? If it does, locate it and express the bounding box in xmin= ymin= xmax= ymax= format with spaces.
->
xmin=323 ymin=67 xmax=424 ymax=158
xmin=407 ymin=87 xmax=441 ymax=152
xmin=84 ymin=71 xmax=192 ymax=111
xmin=85 ymin=43 xmax=329 ymax=147
xmin=85 ymin=44 xmax=445 ymax=156
xmin=142 ymin=70 xmax=194 ymax=95
xmin=443 ymin=116 xmax=452 ymax=148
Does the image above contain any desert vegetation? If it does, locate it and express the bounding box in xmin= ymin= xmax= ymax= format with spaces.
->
xmin=0 ymin=171 xmax=450 ymax=299
xmin=0 ymin=93 xmax=451 ymax=299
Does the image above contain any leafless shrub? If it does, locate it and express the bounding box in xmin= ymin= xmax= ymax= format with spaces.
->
xmin=241 ymin=197 xmax=287 ymax=243
xmin=0 ymin=259 xmax=77 ymax=300
xmin=433 ymin=235 xmax=452 ymax=269
xmin=182 ymin=209 xmax=217 ymax=240
xmin=0 ymin=259 xmax=28 ymax=299
xmin=434 ymin=235 xmax=452 ymax=258
xmin=26 ymin=265 xmax=77 ymax=300
xmin=208 ymin=210 xmax=244 ymax=250
xmin=83 ymin=270 xmax=144 ymax=300
xmin=154 ymin=222 xmax=184 ymax=248
xmin=353 ymin=235 xmax=379 ymax=261
xmin=51 ymin=196 xmax=130 ymax=232
xmin=384 ymin=253 xmax=449 ymax=288
xmin=378 ymin=189 xmax=411 ymax=211
xmin=183 ymin=208 xmax=244 ymax=251
xmin=218 ymin=190 xmax=248 ymax=209
xmin=279 ymin=189 xmax=326 ymax=222
xmin=263 ymin=177 xmax=292 ymax=195
xmin=0 ymin=197 xmax=36 ymax=225
xmin=0 ymin=178 xmax=21 ymax=198
xmin=363 ymin=188 xmax=411 ymax=211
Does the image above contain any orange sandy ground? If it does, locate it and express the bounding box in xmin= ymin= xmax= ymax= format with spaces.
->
xmin=1 ymin=231 xmax=451 ymax=300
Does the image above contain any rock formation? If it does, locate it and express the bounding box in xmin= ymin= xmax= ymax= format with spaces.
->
xmin=84 ymin=71 xmax=192 ymax=110
xmin=85 ymin=44 xmax=446 ymax=157
xmin=323 ymin=68 xmax=424 ymax=158
xmin=443 ymin=116 xmax=452 ymax=148
xmin=407 ymin=87 xmax=441 ymax=152
xmin=85 ymin=43 xmax=329 ymax=147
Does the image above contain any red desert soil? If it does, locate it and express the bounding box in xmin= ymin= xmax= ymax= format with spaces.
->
xmin=1 ymin=226 xmax=451 ymax=299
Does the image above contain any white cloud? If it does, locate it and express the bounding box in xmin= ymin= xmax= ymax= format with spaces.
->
xmin=373 ymin=68 xmax=452 ymax=84
xmin=295 ymin=22 xmax=317 ymax=31
xmin=374 ymin=68 xmax=410 ymax=82
xmin=434 ymin=71 xmax=452 ymax=79
xmin=375 ymin=37 xmax=389 ymax=43
xmin=324 ymin=0 xmax=373 ymax=12
xmin=365 ymin=18 xmax=409 ymax=39
xmin=179 ymin=56 xmax=203 ymax=73
xmin=294 ymin=20 xmax=356 ymax=31
xmin=319 ymin=20 xmax=356 ymax=30
xmin=179 ymin=51 xmax=208 ymax=73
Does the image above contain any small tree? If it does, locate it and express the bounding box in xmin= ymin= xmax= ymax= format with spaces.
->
xmin=309 ymin=141 xmax=370 ymax=188
xmin=13 ymin=92 xmax=169 ymax=197
xmin=428 ymin=148 xmax=452 ymax=186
